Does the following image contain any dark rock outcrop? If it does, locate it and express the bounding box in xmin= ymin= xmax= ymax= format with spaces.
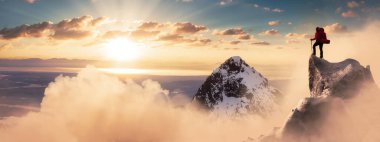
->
xmin=309 ymin=56 xmax=375 ymax=98
xmin=282 ymin=56 xmax=378 ymax=141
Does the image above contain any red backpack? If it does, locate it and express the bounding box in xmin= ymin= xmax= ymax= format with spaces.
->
xmin=320 ymin=32 xmax=330 ymax=44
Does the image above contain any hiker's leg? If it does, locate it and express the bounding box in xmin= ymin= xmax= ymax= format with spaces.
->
xmin=319 ymin=44 xmax=324 ymax=58
xmin=312 ymin=42 xmax=317 ymax=56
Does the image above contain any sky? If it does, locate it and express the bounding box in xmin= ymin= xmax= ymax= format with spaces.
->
xmin=1 ymin=0 xmax=380 ymax=78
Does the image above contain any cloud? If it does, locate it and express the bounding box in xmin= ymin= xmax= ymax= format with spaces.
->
xmin=173 ymin=22 xmax=207 ymax=34
xmin=219 ymin=0 xmax=232 ymax=5
xmin=271 ymin=8 xmax=284 ymax=13
xmin=192 ymin=38 xmax=212 ymax=46
xmin=324 ymin=23 xmax=348 ymax=33
xmin=214 ymin=28 xmax=246 ymax=35
xmin=156 ymin=33 xmax=212 ymax=47
xmin=51 ymin=30 xmax=93 ymax=40
xmin=259 ymin=29 xmax=279 ymax=36
xmin=347 ymin=1 xmax=360 ymax=8
xmin=286 ymin=39 xmax=301 ymax=44
xmin=268 ymin=20 xmax=281 ymax=26
xmin=130 ymin=30 xmax=160 ymax=40
xmin=230 ymin=40 xmax=241 ymax=45
xmin=238 ymin=34 xmax=251 ymax=40
xmin=180 ymin=0 xmax=193 ymax=2
xmin=0 ymin=67 xmax=289 ymax=142
xmin=157 ymin=33 xmax=196 ymax=44
xmin=0 ymin=21 xmax=53 ymax=40
xmin=24 ymin=0 xmax=36 ymax=4
xmin=285 ymin=33 xmax=312 ymax=39
xmin=101 ymin=31 xmax=130 ymax=39
xmin=137 ymin=21 xmax=164 ymax=30
xmin=0 ymin=15 xmax=107 ymax=40
xmin=0 ymin=43 xmax=12 ymax=51
xmin=341 ymin=10 xmax=358 ymax=18
xmin=252 ymin=41 xmax=270 ymax=45
xmin=258 ymin=6 xmax=284 ymax=13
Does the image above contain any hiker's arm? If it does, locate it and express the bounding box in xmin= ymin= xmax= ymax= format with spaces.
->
xmin=310 ymin=33 xmax=317 ymax=41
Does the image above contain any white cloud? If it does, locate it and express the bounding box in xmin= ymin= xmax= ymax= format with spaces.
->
xmin=219 ymin=0 xmax=232 ymax=5
xmin=272 ymin=8 xmax=284 ymax=13
xmin=0 ymin=67 xmax=283 ymax=142
xmin=268 ymin=20 xmax=281 ymax=26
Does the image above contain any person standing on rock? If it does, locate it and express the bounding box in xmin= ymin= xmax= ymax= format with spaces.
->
xmin=310 ymin=27 xmax=329 ymax=59
xmin=310 ymin=27 xmax=323 ymax=58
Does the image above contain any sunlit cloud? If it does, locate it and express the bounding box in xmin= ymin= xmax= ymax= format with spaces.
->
xmin=0 ymin=15 xmax=107 ymax=40
xmin=285 ymin=39 xmax=301 ymax=44
xmin=137 ymin=21 xmax=165 ymax=30
xmin=230 ymin=40 xmax=240 ymax=45
xmin=252 ymin=41 xmax=270 ymax=45
xmin=259 ymin=29 xmax=279 ymax=36
xmin=324 ymin=23 xmax=348 ymax=33
xmin=238 ymin=34 xmax=251 ymax=40
xmin=268 ymin=20 xmax=281 ymax=26
xmin=130 ymin=30 xmax=160 ymax=40
xmin=173 ymin=22 xmax=207 ymax=34
xmin=0 ymin=43 xmax=12 ymax=51
xmin=341 ymin=10 xmax=358 ymax=18
xmin=284 ymin=33 xmax=311 ymax=39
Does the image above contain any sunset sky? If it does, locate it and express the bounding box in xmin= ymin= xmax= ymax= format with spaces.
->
xmin=1 ymin=0 xmax=380 ymax=78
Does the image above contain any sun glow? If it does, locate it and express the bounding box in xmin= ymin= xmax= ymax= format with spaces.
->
xmin=104 ymin=38 xmax=141 ymax=61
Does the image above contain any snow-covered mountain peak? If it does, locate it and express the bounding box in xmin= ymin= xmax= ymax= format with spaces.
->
xmin=193 ymin=56 xmax=281 ymax=117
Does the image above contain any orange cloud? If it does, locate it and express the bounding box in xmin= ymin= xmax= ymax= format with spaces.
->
xmin=252 ymin=41 xmax=270 ymax=45
xmin=0 ymin=15 xmax=107 ymax=40
xmin=230 ymin=40 xmax=241 ymax=45
xmin=285 ymin=33 xmax=311 ymax=39
xmin=137 ymin=21 xmax=165 ymax=30
xmin=238 ymin=34 xmax=251 ymax=40
xmin=214 ymin=28 xmax=246 ymax=35
xmin=259 ymin=29 xmax=279 ymax=36
xmin=130 ymin=30 xmax=160 ymax=40
xmin=268 ymin=20 xmax=281 ymax=26
xmin=173 ymin=22 xmax=207 ymax=34
xmin=0 ymin=21 xmax=52 ymax=40
xmin=324 ymin=23 xmax=348 ymax=33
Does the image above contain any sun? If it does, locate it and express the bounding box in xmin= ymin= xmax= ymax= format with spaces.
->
xmin=104 ymin=38 xmax=141 ymax=62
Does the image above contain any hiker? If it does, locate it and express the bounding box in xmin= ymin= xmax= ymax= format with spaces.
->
xmin=310 ymin=27 xmax=326 ymax=58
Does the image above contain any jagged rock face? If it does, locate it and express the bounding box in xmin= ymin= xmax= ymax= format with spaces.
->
xmin=282 ymin=56 xmax=378 ymax=141
xmin=192 ymin=56 xmax=281 ymax=116
xmin=309 ymin=56 xmax=375 ymax=98
xmin=282 ymin=97 xmax=346 ymax=141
